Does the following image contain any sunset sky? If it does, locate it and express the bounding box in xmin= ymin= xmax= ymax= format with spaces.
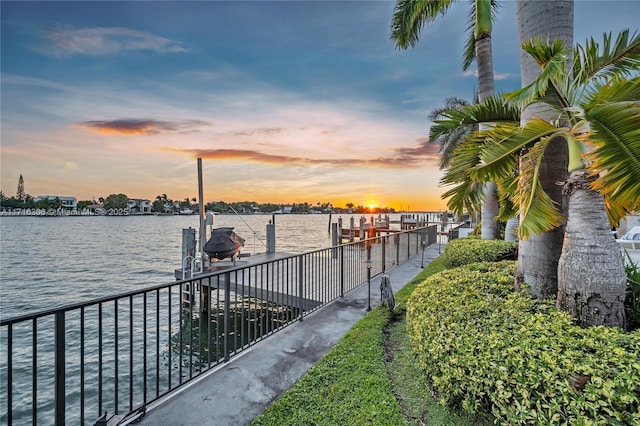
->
xmin=2 ymin=1 xmax=638 ymax=211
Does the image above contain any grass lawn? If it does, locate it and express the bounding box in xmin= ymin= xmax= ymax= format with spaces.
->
xmin=252 ymin=256 xmax=491 ymax=425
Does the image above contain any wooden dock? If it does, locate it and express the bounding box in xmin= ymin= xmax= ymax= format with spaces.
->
xmin=336 ymin=214 xmax=429 ymax=243
xmin=175 ymin=248 xmax=372 ymax=315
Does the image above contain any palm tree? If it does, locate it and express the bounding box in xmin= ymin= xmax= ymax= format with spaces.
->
xmin=392 ymin=0 xmax=501 ymax=239
xmin=514 ymin=0 xmax=574 ymax=297
xmin=438 ymin=30 xmax=640 ymax=327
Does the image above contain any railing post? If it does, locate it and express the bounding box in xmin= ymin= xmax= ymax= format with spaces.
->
xmin=7 ymin=325 xmax=12 ymax=425
xmin=331 ymin=223 xmax=339 ymax=259
xmin=340 ymin=245 xmax=344 ymax=297
xmin=381 ymin=236 xmax=386 ymax=274
xmin=366 ymin=244 xmax=372 ymax=311
xmin=224 ymin=272 xmax=231 ymax=362
xmin=298 ymin=255 xmax=304 ymax=322
xmin=55 ymin=311 xmax=65 ymax=426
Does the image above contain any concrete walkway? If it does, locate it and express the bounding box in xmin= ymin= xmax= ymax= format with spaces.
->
xmin=136 ymin=244 xmax=442 ymax=426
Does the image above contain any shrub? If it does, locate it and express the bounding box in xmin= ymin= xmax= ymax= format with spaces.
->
xmin=443 ymin=238 xmax=517 ymax=268
xmin=624 ymin=251 xmax=640 ymax=331
xmin=407 ymin=261 xmax=640 ymax=425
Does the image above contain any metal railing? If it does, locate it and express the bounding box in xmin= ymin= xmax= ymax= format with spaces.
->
xmin=0 ymin=226 xmax=437 ymax=425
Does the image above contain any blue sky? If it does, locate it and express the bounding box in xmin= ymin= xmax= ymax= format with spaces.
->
xmin=2 ymin=1 xmax=638 ymax=210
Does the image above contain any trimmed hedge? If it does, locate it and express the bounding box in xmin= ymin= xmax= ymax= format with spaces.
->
xmin=407 ymin=261 xmax=640 ymax=425
xmin=443 ymin=238 xmax=517 ymax=268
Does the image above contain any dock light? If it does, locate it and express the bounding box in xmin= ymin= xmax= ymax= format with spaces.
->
xmin=421 ymin=239 xmax=426 ymax=268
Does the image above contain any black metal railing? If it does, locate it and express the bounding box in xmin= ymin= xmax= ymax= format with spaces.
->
xmin=0 ymin=226 xmax=437 ymax=425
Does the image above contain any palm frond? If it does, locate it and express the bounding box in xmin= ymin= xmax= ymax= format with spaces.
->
xmin=496 ymin=184 xmax=518 ymax=222
xmin=584 ymin=75 xmax=640 ymax=107
xmin=437 ymin=125 xmax=474 ymax=169
xmin=439 ymin=137 xmax=487 ymax=216
xmin=506 ymin=38 xmax=569 ymax=106
xmin=440 ymin=137 xmax=485 ymax=186
xmin=443 ymin=180 xmax=484 ymax=217
xmin=573 ymin=29 xmax=640 ymax=84
xmin=428 ymin=97 xmax=471 ymax=121
xmin=391 ymin=0 xmax=455 ymax=49
xmin=602 ymin=197 xmax=633 ymax=229
xmin=514 ymin=137 xmax=565 ymax=239
xmin=473 ymin=119 xmax=559 ymax=181
xmin=496 ymin=166 xmax=519 ymax=222
xmin=428 ymin=95 xmax=520 ymax=169
xmin=429 ymin=95 xmax=519 ymax=141
xmin=462 ymin=16 xmax=476 ymax=71
xmin=428 ymin=97 xmax=474 ymax=168
xmin=583 ymin=97 xmax=640 ymax=214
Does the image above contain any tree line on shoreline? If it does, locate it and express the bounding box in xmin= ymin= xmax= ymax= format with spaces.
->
xmin=0 ymin=187 xmax=398 ymax=215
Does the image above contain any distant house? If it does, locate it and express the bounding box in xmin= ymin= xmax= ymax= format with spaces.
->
xmin=33 ymin=195 xmax=77 ymax=209
xmin=159 ymin=203 xmax=176 ymax=214
xmin=274 ymin=206 xmax=293 ymax=214
xmin=128 ymin=198 xmax=152 ymax=214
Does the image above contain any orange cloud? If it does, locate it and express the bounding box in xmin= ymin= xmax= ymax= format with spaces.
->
xmin=75 ymin=119 xmax=209 ymax=135
xmin=173 ymin=140 xmax=440 ymax=169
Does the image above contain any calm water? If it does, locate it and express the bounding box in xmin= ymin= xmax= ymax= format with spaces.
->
xmin=0 ymin=214 xmax=331 ymax=320
xmin=0 ymin=213 xmax=437 ymax=319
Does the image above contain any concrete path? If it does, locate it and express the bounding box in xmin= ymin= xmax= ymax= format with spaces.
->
xmin=136 ymin=244 xmax=442 ymax=426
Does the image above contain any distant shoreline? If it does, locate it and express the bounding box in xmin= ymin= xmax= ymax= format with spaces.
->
xmin=0 ymin=208 xmax=435 ymax=217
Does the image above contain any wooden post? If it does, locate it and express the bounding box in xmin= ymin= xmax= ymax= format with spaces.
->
xmin=266 ymin=221 xmax=275 ymax=253
xmin=349 ymin=216 xmax=355 ymax=242
xmin=331 ymin=223 xmax=339 ymax=259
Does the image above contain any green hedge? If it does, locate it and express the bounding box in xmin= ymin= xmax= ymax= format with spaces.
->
xmin=407 ymin=261 xmax=640 ymax=425
xmin=443 ymin=238 xmax=517 ymax=268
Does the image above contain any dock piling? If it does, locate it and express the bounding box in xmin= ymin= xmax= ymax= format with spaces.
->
xmin=266 ymin=221 xmax=275 ymax=253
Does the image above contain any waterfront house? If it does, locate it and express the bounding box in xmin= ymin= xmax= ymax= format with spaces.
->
xmin=33 ymin=195 xmax=77 ymax=209
xmin=128 ymin=198 xmax=152 ymax=214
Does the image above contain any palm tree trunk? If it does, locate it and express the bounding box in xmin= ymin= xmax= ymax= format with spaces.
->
xmin=476 ymin=29 xmax=501 ymax=240
xmin=504 ymin=216 xmax=519 ymax=242
xmin=475 ymin=32 xmax=494 ymax=103
xmin=515 ymin=136 xmax=569 ymax=297
xmin=514 ymin=0 xmax=574 ymax=296
xmin=481 ymin=182 xmax=501 ymax=239
xmin=517 ymin=0 xmax=574 ymax=92
xmin=557 ymin=171 xmax=627 ymax=328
